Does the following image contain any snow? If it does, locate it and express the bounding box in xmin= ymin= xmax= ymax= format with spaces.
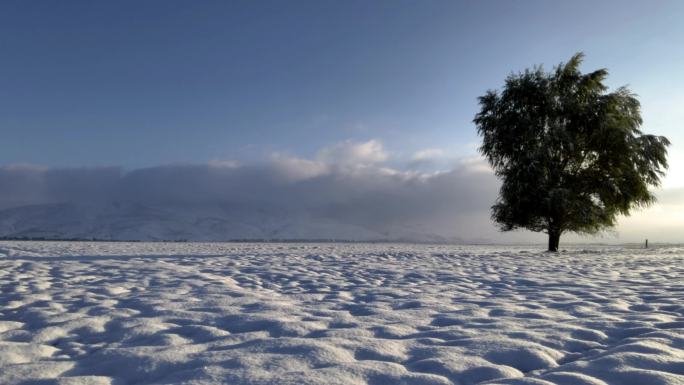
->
xmin=0 ymin=241 xmax=682 ymax=385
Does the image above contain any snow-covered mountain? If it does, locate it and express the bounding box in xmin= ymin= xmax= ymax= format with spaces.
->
xmin=0 ymin=202 xmax=459 ymax=242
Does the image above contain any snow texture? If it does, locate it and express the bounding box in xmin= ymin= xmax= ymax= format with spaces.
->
xmin=0 ymin=241 xmax=682 ymax=385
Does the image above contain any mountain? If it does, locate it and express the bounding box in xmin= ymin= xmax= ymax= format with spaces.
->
xmin=0 ymin=202 xmax=458 ymax=242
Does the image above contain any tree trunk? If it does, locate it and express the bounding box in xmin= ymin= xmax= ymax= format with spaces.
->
xmin=548 ymin=231 xmax=560 ymax=252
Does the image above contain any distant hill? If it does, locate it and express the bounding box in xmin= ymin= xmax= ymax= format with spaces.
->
xmin=0 ymin=202 xmax=461 ymax=243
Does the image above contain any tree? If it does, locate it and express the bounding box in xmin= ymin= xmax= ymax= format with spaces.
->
xmin=473 ymin=53 xmax=669 ymax=251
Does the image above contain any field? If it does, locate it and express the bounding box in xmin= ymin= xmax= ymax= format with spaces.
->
xmin=1 ymin=241 xmax=683 ymax=385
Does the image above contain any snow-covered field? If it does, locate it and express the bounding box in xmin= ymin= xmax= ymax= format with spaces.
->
xmin=0 ymin=242 xmax=683 ymax=385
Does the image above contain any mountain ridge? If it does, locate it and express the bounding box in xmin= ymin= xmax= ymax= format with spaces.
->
xmin=0 ymin=202 xmax=463 ymax=243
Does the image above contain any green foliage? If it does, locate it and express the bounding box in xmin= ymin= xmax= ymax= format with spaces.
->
xmin=474 ymin=53 xmax=669 ymax=249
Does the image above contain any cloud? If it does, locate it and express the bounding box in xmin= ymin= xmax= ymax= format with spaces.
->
xmin=208 ymin=159 xmax=241 ymax=169
xmin=268 ymin=154 xmax=329 ymax=182
xmin=412 ymin=148 xmax=445 ymax=162
xmin=317 ymin=139 xmax=388 ymax=166
xmin=0 ymin=165 xmax=50 ymax=209
xmin=0 ymin=141 xmax=503 ymax=241
xmin=0 ymin=139 xmax=680 ymax=243
xmin=455 ymin=156 xmax=493 ymax=174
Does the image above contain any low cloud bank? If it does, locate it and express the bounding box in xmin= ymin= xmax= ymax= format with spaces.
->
xmin=0 ymin=140 xmax=680 ymax=243
xmin=0 ymin=141 xmax=502 ymax=241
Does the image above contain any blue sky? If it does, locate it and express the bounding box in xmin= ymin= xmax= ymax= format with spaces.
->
xmin=0 ymin=1 xmax=683 ymax=242
xmin=1 ymin=1 xmax=682 ymax=170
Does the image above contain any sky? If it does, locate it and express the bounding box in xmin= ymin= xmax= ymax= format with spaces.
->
xmin=0 ymin=1 xmax=682 ymax=243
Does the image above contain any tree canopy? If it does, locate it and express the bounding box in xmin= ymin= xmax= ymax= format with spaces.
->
xmin=474 ymin=53 xmax=670 ymax=251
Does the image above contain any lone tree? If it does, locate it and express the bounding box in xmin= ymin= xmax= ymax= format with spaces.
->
xmin=474 ymin=53 xmax=669 ymax=251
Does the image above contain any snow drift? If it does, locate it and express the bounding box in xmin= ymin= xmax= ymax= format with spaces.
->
xmin=0 ymin=242 xmax=682 ymax=384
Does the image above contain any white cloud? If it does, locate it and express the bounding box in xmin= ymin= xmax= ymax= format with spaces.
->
xmin=208 ymin=159 xmax=241 ymax=169
xmin=455 ymin=156 xmax=493 ymax=174
xmin=317 ymin=139 xmax=388 ymax=166
xmin=269 ymin=154 xmax=329 ymax=182
xmin=412 ymin=148 xmax=445 ymax=162
xmin=0 ymin=148 xmax=502 ymax=241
